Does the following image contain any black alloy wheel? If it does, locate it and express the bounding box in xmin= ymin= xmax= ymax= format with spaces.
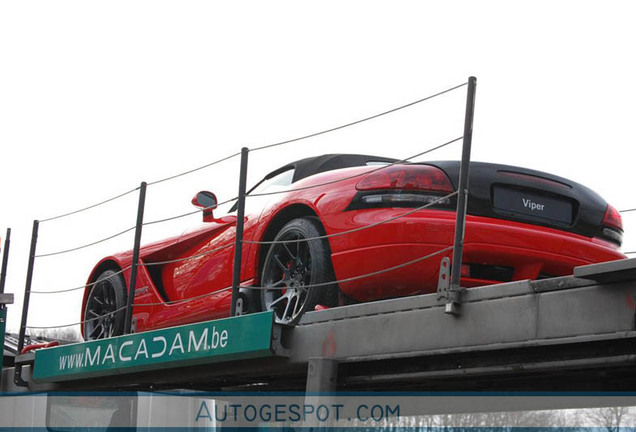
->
xmin=83 ymin=269 xmax=127 ymax=340
xmin=260 ymin=218 xmax=337 ymax=325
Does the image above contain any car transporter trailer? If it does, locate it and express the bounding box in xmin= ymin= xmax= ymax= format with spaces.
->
xmin=3 ymin=257 xmax=636 ymax=395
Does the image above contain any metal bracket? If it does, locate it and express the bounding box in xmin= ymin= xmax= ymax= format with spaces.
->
xmin=13 ymin=365 xmax=29 ymax=387
xmin=270 ymin=325 xmax=290 ymax=357
xmin=436 ymin=257 xmax=451 ymax=300
xmin=444 ymin=298 xmax=461 ymax=316
xmin=436 ymin=257 xmax=462 ymax=316
xmin=0 ymin=293 xmax=13 ymax=305
xmin=235 ymin=293 xmax=246 ymax=316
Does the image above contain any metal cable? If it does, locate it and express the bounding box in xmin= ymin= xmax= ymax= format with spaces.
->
xmin=39 ymin=187 xmax=140 ymax=223
xmin=624 ymin=251 xmax=636 ymax=255
xmin=250 ymin=82 xmax=468 ymax=152
xmin=147 ymin=152 xmax=241 ymax=186
xmin=133 ymin=286 xmax=232 ymax=307
xmin=246 ymin=137 xmax=462 ymax=198
xmin=620 ymin=208 xmax=636 ymax=213
xmin=28 ymin=194 xmax=453 ymax=295
xmin=244 ymin=191 xmax=458 ymax=245
xmin=34 ymin=226 xmax=136 ymax=258
xmin=30 ymin=266 xmax=133 ymax=294
xmin=135 ymin=246 xmax=452 ymax=308
xmin=28 ymin=194 xmax=453 ymax=290
xmin=33 ymin=246 xmax=451 ymax=327
xmin=26 ymin=305 xmax=129 ymax=329
xmin=142 ymin=197 xmax=238 ymax=226
xmin=141 ymin=244 xmax=234 ymax=267
xmin=32 ymin=245 xmax=235 ymax=293
xmin=250 ymin=246 xmax=454 ymax=291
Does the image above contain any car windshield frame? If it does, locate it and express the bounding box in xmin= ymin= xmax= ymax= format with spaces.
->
xmin=228 ymin=166 xmax=295 ymax=213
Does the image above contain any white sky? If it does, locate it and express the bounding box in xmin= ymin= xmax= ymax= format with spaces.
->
xmin=1 ymin=1 xmax=635 ymax=334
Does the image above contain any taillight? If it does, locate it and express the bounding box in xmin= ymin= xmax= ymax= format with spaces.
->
xmin=347 ymin=165 xmax=456 ymax=211
xmin=356 ymin=165 xmax=454 ymax=192
xmin=596 ymin=204 xmax=623 ymax=247
xmin=603 ymin=204 xmax=623 ymax=231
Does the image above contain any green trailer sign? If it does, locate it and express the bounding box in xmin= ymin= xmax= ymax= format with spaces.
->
xmin=33 ymin=311 xmax=275 ymax=382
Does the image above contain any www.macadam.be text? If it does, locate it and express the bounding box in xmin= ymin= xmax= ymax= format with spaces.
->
xmin=58 ymin=326 xmax=229 ymax=370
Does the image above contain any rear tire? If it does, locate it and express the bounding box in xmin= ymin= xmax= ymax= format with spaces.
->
xmin=260 ymin=218 xmax=338 ymax=325
xmin=83 ymin=270 xmax=127 ymax=340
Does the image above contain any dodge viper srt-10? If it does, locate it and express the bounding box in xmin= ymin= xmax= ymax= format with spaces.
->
xmin=81 ymin=154 xmax=626 ymax=339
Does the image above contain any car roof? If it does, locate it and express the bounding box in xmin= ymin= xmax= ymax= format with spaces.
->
xmin=267 ymin=154 xmax=398 ymax=183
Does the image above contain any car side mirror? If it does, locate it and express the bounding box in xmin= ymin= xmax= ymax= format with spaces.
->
xmin=191 ymin=191 xmax=218 ymax=223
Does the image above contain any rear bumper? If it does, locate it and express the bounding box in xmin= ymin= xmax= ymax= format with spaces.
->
xmin=324 ymin=209 xmax=625 ymax=301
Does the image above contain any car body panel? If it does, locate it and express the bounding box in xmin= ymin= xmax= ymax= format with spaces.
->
xmin=328 ymin=210 xmax=623 ymax=300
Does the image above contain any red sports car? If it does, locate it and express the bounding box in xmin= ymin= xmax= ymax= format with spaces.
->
xmin=81 ymin=154 xmax=626 ymax=340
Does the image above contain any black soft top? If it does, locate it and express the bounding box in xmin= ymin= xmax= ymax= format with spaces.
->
xmin=268 ymin=154 xmax=398 ymax=183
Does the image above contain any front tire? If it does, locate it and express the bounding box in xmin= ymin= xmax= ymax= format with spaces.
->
xmin=83 ymin=269 xmax=127 ymax=340
xmin=260 ymin=218 xmax=337 ymax=325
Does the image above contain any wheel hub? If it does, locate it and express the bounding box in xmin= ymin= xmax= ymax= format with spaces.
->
xmin=287 ymin=267 xmax=306 ymax=288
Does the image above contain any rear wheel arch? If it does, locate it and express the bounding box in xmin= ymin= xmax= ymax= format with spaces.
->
xmin=89 ymin=260 xmax=123 ymax=283
xmin=82 ymin=261 xmax=124 ymax=321
xmin=85 ymin=260 xmax=124 ymax=304
xmin=257 ymin=204 xmax=324 ymax=279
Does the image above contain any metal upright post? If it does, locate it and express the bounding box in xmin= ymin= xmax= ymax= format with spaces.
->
xmin=231 ymin=147 xmax=249 ymax=316
xmin=124 ymin=182 xmax=147 ymax=334
xmin=0 ymin=228 xmax=11 ymax=295
xmin=0 ymin=228 xmax=12 ymax=391
xmin=15 ymin=220 xmax=39 ymax=386
xmin=448 ymin=76 xmax=477 ymax=315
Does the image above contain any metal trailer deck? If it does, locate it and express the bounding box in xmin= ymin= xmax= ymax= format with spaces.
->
xmin=3 ymin=258 xmax=636 ymax=394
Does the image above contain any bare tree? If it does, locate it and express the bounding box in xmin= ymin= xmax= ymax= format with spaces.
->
xmin=382 ymin=409 xmax=568 ymax=431
xmin=28 ymin=327 xmax=80 ymax=342
xmin=584 ymin=406 xmax=635 ymax=432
